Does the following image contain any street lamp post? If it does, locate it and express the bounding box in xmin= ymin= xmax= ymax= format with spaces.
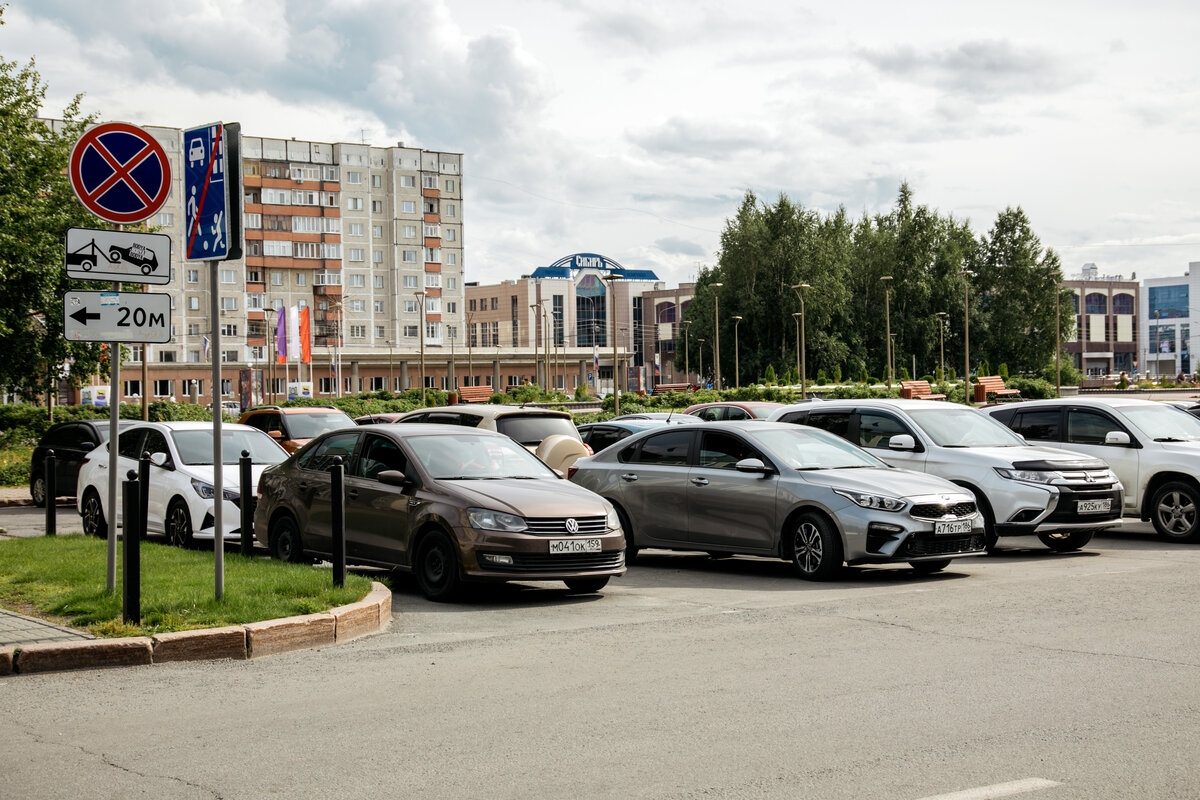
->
xmin=1055 ymin=287 xmax=1061 ymax=397
xmin=605 ymin=274 xmax=622 ymax=415
xmin=682 ymin=320 xmax=692 ymax=386
xmin=711 ymin=282 xmax=723 ymax=390
xmin=415 ymin=291 xmax=426 ymax=404
xmin=529 ymin=303 xmax=541 ymax=390
xmin=881 ymin=276 xmax=894 ymax=389
xmin=792 ymin=313 xmax=801 ymax=387
xmin=934 ymin=312 xmax=948 ymax=383
xmin=697 ymin=339 xmax=706 ymax=387
xmin=1154 ymin=309 xmax=1161 ymax=380
xmin=731 ymin=315 xmax=743 ymax=389
xmin=962 ymin=270 xmax=974 ymax=404
xmin=791 ymin=284 xmax=810 ymax=398
xmin=466 ymin=312 xmax=474 ymax=390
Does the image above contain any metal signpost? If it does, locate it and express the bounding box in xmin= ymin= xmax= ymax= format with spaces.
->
xmin=184 ymin=121 xmax=242 ymax=600
xmin=66 ymin=122 xmax=172 ymax=595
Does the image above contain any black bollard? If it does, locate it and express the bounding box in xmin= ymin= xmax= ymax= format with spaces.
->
xmin=44 ymin=449 xmax=56 ymax=536
xmin=330 ymin=455 xmax=345 ymax=588
xmin=139 ymin=451 xmax=151 ymax=540
xmin=122 ymin=469 xmax=141 ymax=625
xmin=239 ymin=449 xmax=254 ymax=557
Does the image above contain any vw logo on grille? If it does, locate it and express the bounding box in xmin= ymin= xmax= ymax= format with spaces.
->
xmin=565 ymin=518 xmax=579 ymax=534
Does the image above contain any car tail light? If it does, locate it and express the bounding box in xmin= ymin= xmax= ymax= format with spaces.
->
xmin=567 ymin=465 xmax=579 ymax=479
xmin=583 ymin=443 xmax=594 ymax=456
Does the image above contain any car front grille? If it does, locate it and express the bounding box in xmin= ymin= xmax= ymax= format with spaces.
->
xmin=909 ymin=502 xmax=977 ymax=519
xmin=477 ymin=552 xmax=624 ymax=572
xmin=524 ymin=516 xmax=608 ymax=536
xmin=903 ymin=533 xmax=985 ymax=556
xmin=1057 ymin=470 xmax=1120 ymax=489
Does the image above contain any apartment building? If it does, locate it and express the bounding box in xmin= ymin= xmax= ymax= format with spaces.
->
xmin=48 ymin=119 xmax=464 ymax=407
xmin=1140 ymin=264 xmax=1200 ymax=378
xmin=1063 ymin=263 xmax=1139 ymax=377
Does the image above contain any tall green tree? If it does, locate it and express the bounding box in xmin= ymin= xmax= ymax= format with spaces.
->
xmin=971 ymin=207 xmax=1072 ymax=373
xmin=1 ymin=9 xmax=108 ymax=399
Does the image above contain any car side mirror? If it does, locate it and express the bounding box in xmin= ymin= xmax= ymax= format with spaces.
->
xmin=149 ymin=451 xmax=172 ymax=469
xmin=734 ymin=458 xmax=773 ymax=476
xmin=1104 ymin=431 xmax=1131 ymax=445
xmin=376 ymin=469 xmax=411 ymax=487
xmin=888 ymin=434 xmax=917 ymax=451
xmin=267 ymin=430 xmax=282 ymax=439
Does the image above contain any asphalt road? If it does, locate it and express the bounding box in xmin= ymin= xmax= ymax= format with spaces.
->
xmin=2 ymin=513 xmax=1198 ymax=799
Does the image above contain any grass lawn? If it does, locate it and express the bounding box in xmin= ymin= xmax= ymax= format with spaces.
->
xmin=0 ymin=534 xmax=376 ymax=638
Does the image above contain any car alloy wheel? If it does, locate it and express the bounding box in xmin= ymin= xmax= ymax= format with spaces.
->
xmin=81 ymin=490 xmax=107 ymax=539
xmin=1151 ymin=481 xmax=1200 ymax=543
xmin=31 ymin=475 xmax=47 ymax=507
xmin=166 ymin=500 xmax=193 ymax=548
xmin=790 ymin=512 xmax=842 ymax=581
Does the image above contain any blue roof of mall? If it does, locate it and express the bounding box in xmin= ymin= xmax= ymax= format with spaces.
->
xmin=528 ymin=266 xmax=660 ymax=281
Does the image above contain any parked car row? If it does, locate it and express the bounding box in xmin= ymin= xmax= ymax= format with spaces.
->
xmin=53 ymin=394 xmax=1200 ymax=604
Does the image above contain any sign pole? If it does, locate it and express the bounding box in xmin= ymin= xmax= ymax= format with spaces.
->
xmin=211 ymin=259 xmax=223 ymax=600
xmin=107 ymin=279 xmax=120 ymax=592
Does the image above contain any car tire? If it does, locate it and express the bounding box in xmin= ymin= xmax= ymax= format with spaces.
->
xmin=81 ymin=489 xmax=107 ymax=539
xmin=614 ymin=504 xmax=639 ymax=565
xmin=414 ymin=532 xmax=463 ymax=602
xmin=789 ymin=512 xmax=843 ymax=581
xmin=1150 ymin=481 xmax=1200 ymax=543
xmin=30 ymin=475 xmax=47 ymax=507
xmin=909 ymin=558 xmax=952 ymax=575
xmin=269 ymin=515 xmax=306 ymax=563
xmin=166 ymin=499 xmax=194 ymax=548
xmin=1037 ymin=530 xmax=1095 ymax=552
xmin=563 ymin=576 xmax=610 ymax=593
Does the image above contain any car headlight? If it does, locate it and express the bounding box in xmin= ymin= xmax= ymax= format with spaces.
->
xmin=606 ymin=507 xmax=620 ymax=530
xmin=467 ymin=508 xmax=528 ymax=532
xmin=190 ymin=479 xmax=239 ymax=502
xmin=833 ymin=488 xmax=907 ymax=512
xmin=995 ymin=468 xmax=1061 ymax=485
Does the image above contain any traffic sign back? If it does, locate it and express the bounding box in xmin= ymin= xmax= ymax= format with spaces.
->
xmin=68 ymin=123 xmax=171 ymax=224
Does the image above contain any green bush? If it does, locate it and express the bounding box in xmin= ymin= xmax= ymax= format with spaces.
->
xmin=0 ymin=446 xmax=32 ymax=487
xmin=764 ymin=365 xmax=777 ymax=385
xmin=824 ymin=384 xmax=899 ymax=400
xmin=999 ymin=376 xmax=1056 ymax=400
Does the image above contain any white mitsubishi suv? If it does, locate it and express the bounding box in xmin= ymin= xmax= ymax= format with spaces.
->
xmin=985 ymin=396 xmax=1200 ymax=543
xmin=769 ymin=399 xmax=1123 ymax=552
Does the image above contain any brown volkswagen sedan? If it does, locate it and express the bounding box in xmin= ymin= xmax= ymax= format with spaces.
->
xmin=254 ymin=424 xmax=625 ymax=601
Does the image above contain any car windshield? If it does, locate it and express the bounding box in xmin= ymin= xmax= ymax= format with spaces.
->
xmin=172 ymin=429 xmax=289 ymax=465
xmin=407 ymin=433 xmax=557 ymax=480
xmin=1120 ymin=404 xmax=1200 ymax=441
xmin=495 ymin=414 xmax=579 ymax=447
xmin=907 ymin=407 xmax=1026 ymax=447
xmin=747 ymin=427 xmax=887 ymax=470
xmin=286 ymin=411 xmax=355 ymax=439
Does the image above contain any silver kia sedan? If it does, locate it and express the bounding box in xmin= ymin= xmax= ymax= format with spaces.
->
xmin=568 ymin=421 xmax=986 ymax=580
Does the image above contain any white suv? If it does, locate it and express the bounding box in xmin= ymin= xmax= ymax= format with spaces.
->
xmin=769 ymin=399 xmax=1123 ymax=552
xmin=985 ymin=397 xmax=1200 ymax=542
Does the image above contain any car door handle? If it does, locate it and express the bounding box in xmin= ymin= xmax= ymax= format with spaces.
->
xmin=690 ymin=477 xmax=709 ymax=486
xmin=620 ymin=473 xmax=639 ymax=482
xmin=346 ymin=489 xmax=359 ymax=500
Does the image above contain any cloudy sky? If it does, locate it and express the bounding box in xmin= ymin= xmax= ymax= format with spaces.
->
xmin=7 ymin=0 xmax=1200 ymax=287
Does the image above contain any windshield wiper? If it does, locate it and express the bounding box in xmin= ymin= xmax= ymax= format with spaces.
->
xmin=1154 ymin=437 xmax=1191 ymax=442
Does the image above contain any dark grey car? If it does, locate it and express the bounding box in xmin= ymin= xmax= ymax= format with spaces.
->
xmin=568 ymin=421 xmax=985 ymax=580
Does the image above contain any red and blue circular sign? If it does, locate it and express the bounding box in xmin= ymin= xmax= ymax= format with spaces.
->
xmin=68 ymin=122 xmax=172 ymax=224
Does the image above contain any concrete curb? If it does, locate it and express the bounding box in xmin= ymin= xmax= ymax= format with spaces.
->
xmin=2 ymin=581 xmax=392 ymax=676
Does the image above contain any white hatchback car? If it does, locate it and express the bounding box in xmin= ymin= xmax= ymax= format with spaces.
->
xmin=985 ymin=397 xmax=1200 ymax=542
xmin=77 ymin=421 xmax=288 ymax=546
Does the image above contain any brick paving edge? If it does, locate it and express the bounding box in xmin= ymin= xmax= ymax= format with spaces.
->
xmin=3 ymin=581 xmax=392 ymax=676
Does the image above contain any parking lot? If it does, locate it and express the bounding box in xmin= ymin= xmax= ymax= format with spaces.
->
xmin=3 ymin=509 xmax=1199 ymax=799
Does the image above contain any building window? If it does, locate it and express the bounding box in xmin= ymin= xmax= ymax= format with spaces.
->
xmin=401 ymin=201 xmax=416 ymax=214
xmin=187 ymin=269 xmax=199 ymax=283
xmin=374 ymin=301 xmax=385 ymax=313
xmin=425 ymin=273 xmax=441 ymax=288
xmin=373 ymin=250 xmax=384 ymax=263
xmin=220 ymin=324 xmax=238 ymax=336
xmin=295 ymin=272 xmax=306 ymax=286
xmin=220 ymin=270 xmax=236 ymax=284
xmin=221 ymin=297 xmax=238 ymax=311
xmin=374 ymin=275 xmax=385 ymax=289
xmin=349 ymin=325 xmax=366 ymax=338
xmin=375 ymin=325 xmax=385 ymax=338
xmin=402 ymin=250 xmax=418 ymax=263
xmin=221 ymin=350 xmax=238 ymax=363
xmin=243 ymin=212 xmax=261 ymax=229
xmin=349 ymin=273 xmax=365 ymax=288
xmin=347 ymin=196 xmax=363 ymax=211
xmin=348 ymin=248 xmax=365 ymax=262
xmin=445 ymin=179 xmax=455 ymax=192
xmin=445 ymin=203 xmax=456 ymax=218
xmin=403 ymin=325 xmax=418 ymax=338
xmin=403 ymin=275 xmax=419 ymax=288
xmin=402 ymin=225 xmax=417 ymax=238
xmin=447 ymin=253 xmax=457 ymax=266
xmin=372 ymin=225 xmax=383 ymax=239
xmin=123 ymin=380 xmax=141 ymax=397
xmin=371 ymin=200 xmax=383 ymax=213
xmin=158 ymin=212 xmax=175 ymax=226
xmin=348 ymin=222 xmax=364 ymax=236
xmin=400 ymin=175 xmax=415 ymax=188
xmin=447 ymin=277 xmax=457 ymax=290
xmin=404 ymin=300 xmax=418 ymax=314
xmin=188 ymin=296 xmax=200 ymax=311
xmin=1085 ymin=293 xmax=1108 ymax=315
xmin=347 ymin=171 xmax=362 ymax=184
xmin=446 ymin=229 xmax=456 ymax=242
xmin=372 ymin=174 xmax=382 ymax=188
xmin=153 ymin=380 xmax=173 ymax=397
